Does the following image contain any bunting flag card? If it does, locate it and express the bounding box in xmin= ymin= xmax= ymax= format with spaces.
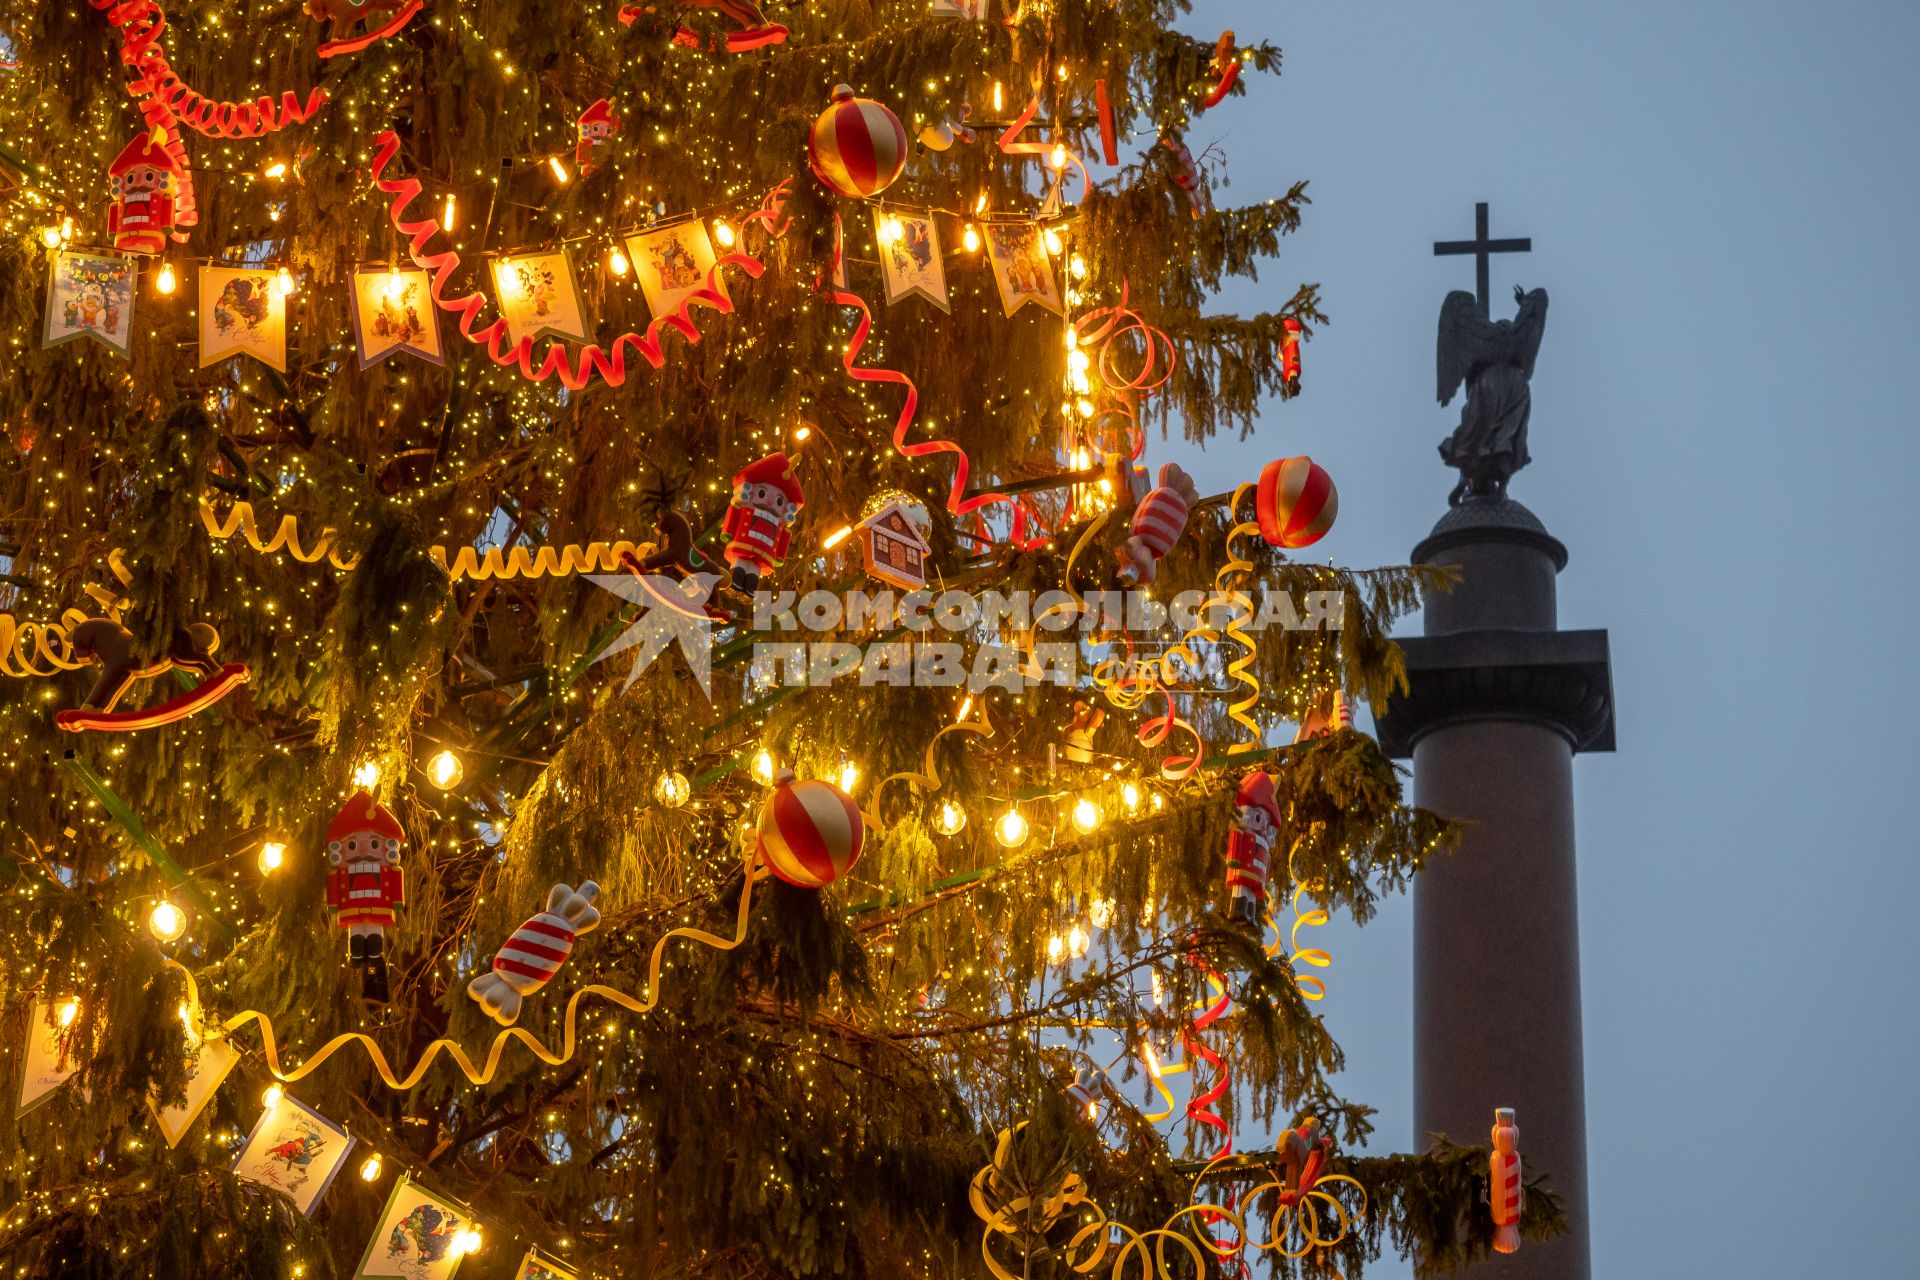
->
xmin=626 ymin=220 xmax=726 ymax=322
xmin=43 ymin=250 xmax=136 ymax=355
xmin=874 ymin=209 xmax=949 ymax=312
xmin=147 ymin=1031 xmax=240 ymax=1148
xmin=983 ymin=224 xmax=1062 ymax=317
xmin=489 ymin=250 xmax=588 ymax=348
xmin=198 ymin=266 xmax=287 ymax=372
xmin=16 ymin=999 xmax=82 ymax=1113
xmin=515 ymin=1249 xmax=579 ymax=1280
xmin=350 ymin=267 xmax=445 ymax=368
xmin=355 ymin=1175 xmax=473 ymax=1280
xmin=232 ymin=1092 xmax=356 ymax=1216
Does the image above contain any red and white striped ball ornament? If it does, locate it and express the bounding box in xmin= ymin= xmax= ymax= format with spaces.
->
xmin=808 ymin=84 xmax=908 ymax=199
xmin=1255 ymin=455 xmax=1338 ymax=548
xmin=757 ymin=776 xmax=864 ymax=888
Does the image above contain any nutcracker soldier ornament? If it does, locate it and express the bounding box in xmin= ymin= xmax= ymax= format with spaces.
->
xmin=108 ymin=128 xmax=183 ymax=256
xmin=1490 ymin=1107 xmax=1524 ymax=1253
xmin=1225 ymin=770 xmax=1282 ymax=927
xmin=575 ymin=99 xmax=619 ymax=175
xmin=324 ymin=790 xmax=406 ymax=1002
xmin=722 ymin=453 xmax=804 ymax=593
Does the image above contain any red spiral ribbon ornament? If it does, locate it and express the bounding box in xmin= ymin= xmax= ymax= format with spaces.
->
xmin=368 ymin=130 xmax=791 ymax=392
xmin=90 ymin=0 xmax=328 ymax=139
xmin=1072 ymin=282 xmax=1177 ymax=461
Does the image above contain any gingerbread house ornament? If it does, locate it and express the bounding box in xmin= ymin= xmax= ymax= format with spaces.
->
xmin=857 ymin=500 xmax=933 ymax=590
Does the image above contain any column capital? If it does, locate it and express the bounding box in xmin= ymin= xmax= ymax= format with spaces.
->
xmin=1376 ymin=628 xmax=1615 ymax=758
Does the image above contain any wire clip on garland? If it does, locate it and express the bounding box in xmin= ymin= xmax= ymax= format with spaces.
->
xmin=168 ymin=854 xmax=764 ymax=1090
xmin=370 ymin=130 xmax=790 ymax=392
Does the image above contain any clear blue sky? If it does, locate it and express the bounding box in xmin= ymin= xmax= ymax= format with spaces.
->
xmin=1169 ymin=2 xmax=1920 ymax=1274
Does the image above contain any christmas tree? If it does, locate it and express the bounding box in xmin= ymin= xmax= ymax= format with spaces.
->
xmin=0 ymin=2 xmax=1566 ymax=1277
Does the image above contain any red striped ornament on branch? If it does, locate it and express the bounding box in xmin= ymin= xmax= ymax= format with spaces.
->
xmin=1255 ymin=455 xmax=1338 ymax=549
xmin=757 ymin=777 xmax=864 ymax=889
xmin=467 ymin=882 xmax=602 ymax=1026
xmin=808 ymin=85 xmax=908 ymax=199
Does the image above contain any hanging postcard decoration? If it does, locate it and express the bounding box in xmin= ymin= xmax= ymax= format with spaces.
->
xmin=43 ymin=251 xmax=136 ymax=356
xmin=199 ymin=265 xmax=287 ymax=372
xmin=16 ymin=999 xmax=83 ymax=1113
xmin=232 ymin=1091 xmax=356 ymax=1216
xmin=929 ymin=0 xmax=987 ymax=16
xmin=147 ymin=1008 xmax=240 ymax=1148
xmin=489 ymin=250 xmax=589 ymax=349
xmin=350 ymin=267 xmax=445 ymax=368
xmin=873 ymin=209 xmax=949 ymax=313
xmin=514 ymin=1249 xmax=579 ymax=1280
xmin=983 ymin=224 xmax=1062 ymax=317
xmin=354 ymin=1175 xmax=475 ymax=1280
xmin=625 ymin=220 xmax=727 ymax=323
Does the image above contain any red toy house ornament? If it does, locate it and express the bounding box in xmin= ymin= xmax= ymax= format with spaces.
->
xmin=722 ymin=452 xmax=803 ymax=593
xmin=856 ymin=499 xmax=932 ymax=590
xmin=108 ymin=128 xmax=183 ymax=256
xmin=324 ymin=790 xmax=406 ymax=1002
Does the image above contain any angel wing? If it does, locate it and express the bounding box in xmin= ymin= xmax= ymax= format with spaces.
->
xmin=1510 ymin=287 xmax=1549 ymax=380
xmin=1436 ymin=290 xmax=1496 ymax=406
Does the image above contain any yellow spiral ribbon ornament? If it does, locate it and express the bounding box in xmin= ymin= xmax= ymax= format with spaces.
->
xmin=429 ymin=538 xmax=657 ymax=583
xmin=1266 ymin=826 xmax=1334 ymax=1002
xmin=1 ymin=552 xmax=134 ymax=678
xmin=165 ymin=853 xmax=763 ymax=1090
xmin=867 ymin=701 xmax=995 ymax=831
xmin=198 ymin=500 xmax=362 ymax=570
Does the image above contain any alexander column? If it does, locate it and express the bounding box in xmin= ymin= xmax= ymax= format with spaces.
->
xmin=1377 ymin=204 xmax=1613 ymax=1279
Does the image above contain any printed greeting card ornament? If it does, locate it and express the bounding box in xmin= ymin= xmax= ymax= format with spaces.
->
xmin=467 ymin=881 xmax=601 ymax=1026
xmin=1115 ymin=462 xmax=1197 ymax=585
xmin=107 ymin=128 xmax=183 ymax=255
xmin=809 ymin=85 xmax=908 ymax=199
xmin=325 ymin=790 xmax=406 ymax=1002
xmin=1280 ymin=316 xmax=1304 ymax=396
xmin=1490 ymin=1107 xmax=1524 ymax=1253
xmin=722 ymin=452 xmax=803 ymax=593
xmin=1255 ymin=455 xmax=1338 ymax=549
xmin=575 ymin=99 xmax=618 ymax=175
xmin=1225 ymin=770 xmax=1281 ymax=927
xmin=54 ymin=619 xmax=250 ymax=733
xmin=757 ymin=772 xmax=864 ymax=889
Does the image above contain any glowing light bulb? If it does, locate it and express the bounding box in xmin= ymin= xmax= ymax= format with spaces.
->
xmin=263 ymin=161 xmax=288 ymax=179
xmin=154 ymin=263 xmax=177 ymax=295
xmin=1075 ymin=398 xmax=1096 ymax=419
xmin=383 ymin=272 xmax=407 ymax=300
xmin=1121 ymin=782 xmax=1142 ymax=813
xmin=1043 ymin=228 xmax=1064 ymax=256
xmin=1089 ymin=897 xmax=1115 ymax=928
xmin=1069 ymin=254 xmax=1087 ymax=281
xmin=961 ymin=223 xmax=980 ymax=253
xmin=274 ymin=268 xmax=295 ymax=298
xmin=792 ymin=424 xmax=812 ymax=442
xmin=1068 ymin=923 xmax=1088 ymax=956
xmin=426 ymin=749 xmax=463 ymax=790
xmin=1046 ymin=934 xmax=1065 ymax=963
xmin=994 ymin=806 xmax=1029 ymax=849
xmin=148 ymin=899 xmax=185 ymax=942
xmin=353 ymin=760 xmax=382 ymax=787
xmin=1142 ymin=1042 xmax=1164 ymax=1078
xmin=1150 ymin=792 xmax=1166 ymax=812
xmin=957 ymin=695 xmax=974 ymax=722
xmin=1068 ymin=349 xmax=1091 ymax=376
xmin=713 ymin=219 xmax=736 ymax=248
xmin=39 ymin=225 xmax=61 ymax=249
xmin=359 ymin=1154 xmax=383 ymax=1182
xmin=441 ymin=192 xmax=457 ymax=231
xmin=973 ymin=191 xmax=989 ymax=215
xmin=453 ymin=1228 xmax=482 ymax=1256
xmin=1049 ymin=143 xmax=1068 ymax=171
xmin=1071 ymin=797 xmax=1102 ymax=834
xmin=59 ymin=217 xmax=72 ymax=244
xmin=838 ymin=761 xmax=860 ymax=794
xmin=653 ymin=771 xmax=690 ymax=808
xmin=548 ymin=155 xmax=570 ymax=184
xmin=821 ymin=524 xmax=852 ymax=550
xmin=56 ymin=999 xmax=79 ymax=1028
xmin=752 ymin=750 xmax=776 ymax=785
xmin=609 ymin=246 xmax=630 ymax=276
xmin=262 ymin=1084 xmax=284 ymax=1109
xmin=257 ymin=841 xmax=286 ymax=874
xmin=932 ymin=800 xmax=966 ymax=836
xmin=992 ymin=81 xmax=1004 ymax=113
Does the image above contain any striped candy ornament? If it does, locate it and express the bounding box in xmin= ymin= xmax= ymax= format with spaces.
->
xmin=757 ymin=778 xmax=864 ymax=888
xmin=1117 ymin=463 xmax=1198 ymax=585
xmin=467 ymin=881 xmax=601 ymax=1025
xmin=1255 ymin=454 xmax=1338 ymax=549
xmin=1490 ymin=1107 xmax=1524 ymax=1253
xmin=808 ymin=85 xmax=908 ymax=199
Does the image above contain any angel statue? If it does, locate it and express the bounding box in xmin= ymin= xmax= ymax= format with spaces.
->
xmin=1437 ymin=285 xmax=1549 ymax=505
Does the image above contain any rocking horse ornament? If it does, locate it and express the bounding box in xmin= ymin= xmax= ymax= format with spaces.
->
xmin=304 ymin=0 xmax=424 ymax=58
xmin=55 ymin=619 xmax=250 ymax=733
